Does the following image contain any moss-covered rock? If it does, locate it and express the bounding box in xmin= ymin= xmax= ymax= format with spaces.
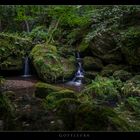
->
xmin=113 ymin=70 xmax=133 ymax=82
xmin=89 ymin=32 xmax=123 ymax=64
xmin=83 ymin=56 xmax=103 ymax=71
xmin=75 ymin=103 xmax=132 ymax=131
xmin=35 ymin=82 xmax=65 ymax=98
xmin=100 ymin=64 xmax=127 ymax=77
xmin=43 ymin=89 xmax=77 ymax=109
xmin=121 ymin=75 xmax=140 ymax=97
xmin=120 ymin=26 xmax=140 ymax=66
xmin=30 ymin=43 xmax=76 ymax=83
xmin=54 ymin=98 xmax=81 ymax=130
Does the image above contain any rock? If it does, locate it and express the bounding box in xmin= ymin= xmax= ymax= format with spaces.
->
xmin=2 ymin=91 xmax=16 ymax=100
xmin=43 ymin=89 xmax=77 ymax=110
xmin=121 ymin=75 xmax=140 ymax=97
xmin=54 ymin=98 xmax=81 ymax=130
xmin=75 ymin=103 xmax=131 ymax=131
xmin=100 ymin=64 xmax=127 ymax=77
xmin=35 ymin=82 xmax=65 ymax=98
xmin=84 ymin=71 xmax=99 ymax=80
xmin=83 ymin=56 xmax=103 ymax=71
xmin=120 ymin=26 xmax=140 ymax=66
xmin=113 ymin=70 xmax=133 ymax=82
xmin=89 ymin=32 xmax=123 ymax=64
xmin=30 ymin=43 xmax=76 ymax=83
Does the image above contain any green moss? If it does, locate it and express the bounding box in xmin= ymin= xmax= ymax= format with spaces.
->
xmin=83 ymin=56 xmax=103 ymax=71
xmin=35 ymin=82 xmax=64 ymax=98
xmin=43 ymin=89 xmax=77 ymax=109
xmin=30 ymin=43 xmax=76 ymax=83
xmin=75 ymin=103 xmax=131 ymax=131
xmin=120 ymin=26 xmax=140 ymax=66
xmin=113 ymin=70 xmax=133 ymax=82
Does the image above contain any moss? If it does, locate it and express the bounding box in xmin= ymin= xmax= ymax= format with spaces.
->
xmin=113 ymin=70 xmax=133 ymax=82
xmin=43 ymin=89 xmax=77 ymax=109
xmin=83 ymin=56 xmax=103 ymax=71
xmin=121 ymin=75 xmax=140 ymax=97
xmin=35 ymin=82 xmax=64 ymax=98
xmin=77 ymin=38 xmax=89 ymax=53
xmin=75 ymin=103 xmax=131 ymax=131
xmin=30 ymin=43 xmax=76 ymax=83
xmin=100 ymin=64 xmax=127 ymax=77
xmin=120 ymin=26 xmax=140 ymax=66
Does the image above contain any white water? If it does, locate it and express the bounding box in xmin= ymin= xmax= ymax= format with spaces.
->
xmin=67 ymin=52 xmax=84 ymax=87
xmin=22 ymin=56 xmax=31 ymax=77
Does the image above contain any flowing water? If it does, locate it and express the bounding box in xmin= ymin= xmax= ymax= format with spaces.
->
xmin=22 ymin=56 xmax=31 ymax=77
xmin=65 ymin=52 xmax=85 ymax=91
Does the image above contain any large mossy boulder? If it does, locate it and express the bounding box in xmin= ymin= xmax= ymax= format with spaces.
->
xmin=100 ymin=64 xmax=128 ymax=77
xmin=120 ymin=26 xmax=140 ymax=66
xmin=121 ymin=75 xmax=140 ymax=97
xmin=75 ymin=103 xmax=132 ymax=131
xmin=83 ymin=56 xmax=103 ymax=71
xmin=0 ymin=33 xmax=32 ymax=71
xmin=35 ymin=82 xmax=65 ymax=98
xmin=30 ymin=43 xmax=76 ymax=83
xmin=113 ymin=70 xmax=133 ymax=82
xmin=89 ymin=32 xmax=123 ymax=64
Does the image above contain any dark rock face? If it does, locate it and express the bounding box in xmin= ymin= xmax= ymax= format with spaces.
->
xmin=83 ymin=56 xmax=103 ymax=71
xmin=89 ymin=32 xmax=123 ymax=64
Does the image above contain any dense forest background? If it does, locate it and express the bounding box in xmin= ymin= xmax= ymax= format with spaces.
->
xmin=0 ymin=5 xmax=140 ymax=131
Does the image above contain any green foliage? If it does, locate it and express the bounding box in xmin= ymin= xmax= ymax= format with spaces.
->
xmin=83 ymin=75 xmax=123 ymax=102
xmin=29 ymin=26 xmax=48 ymax=42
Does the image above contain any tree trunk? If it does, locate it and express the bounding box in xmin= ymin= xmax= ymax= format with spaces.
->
xmin=24 ymin=20 xmax=30 ymax=33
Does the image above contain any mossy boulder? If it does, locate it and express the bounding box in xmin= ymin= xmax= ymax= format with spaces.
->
xmin=120 ymin=26 xmax=140 ymax=66
xmin=100 ymin=64 xmax=127 ymax=77
xmin=35 ymin=82 xmax=65 ymax=98
xmin=54 ymin=98 xmax=81 ymax=130
xmin=113 ymin=70 xmax=133 ymax=82
xmin=75 ymin=103 xmax=131 ymax=131
xmin=30 ymin=43 xmax=76 ymax=83
xmin=83 ymin=56 xmax=103 ymax=71
xmin=89 ymin=32 xmax=123 ymax=64
xmin=43 ymin=89 xmax=77 ymax=109
xmin=121 ymin=75 xmax=140 ymax=97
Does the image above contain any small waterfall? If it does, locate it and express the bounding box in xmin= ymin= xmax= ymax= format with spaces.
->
xmin=22 ymin=56 xmax=31 ymax=77
xmin=68 ymin=52 xmax=84 ymax=86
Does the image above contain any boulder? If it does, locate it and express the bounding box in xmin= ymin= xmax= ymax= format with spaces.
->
xmin=121 ymin=75 xmax=140 ymax=97
xmin=89 ymin=32 xmax=123 ymax=64
xmin=30 ymin=43 xmax=76 ymax=83
xmin=120 ymin=26 xmax=140 ymax=66
xmin=35 ymin=82 xmax=64 ymax=98
xmin=113 ymin=70 xmax=133 ymax=82
xmin=75 ymin=103 xmax=131 ymax=131
xmin=83 ymin=56 xmax=103 ymax=71
xmin=100 ymin=64 xmax=127 ymax=77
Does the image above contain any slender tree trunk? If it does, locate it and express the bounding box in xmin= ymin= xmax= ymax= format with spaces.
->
xmin=24 ymin=20 xmax=30 ymax=33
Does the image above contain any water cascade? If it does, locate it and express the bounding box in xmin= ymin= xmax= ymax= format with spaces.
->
xmin=67 ymin=52 xmax=84 ymax=86
xmin=22 ymin=56 xmax=31 ymax=77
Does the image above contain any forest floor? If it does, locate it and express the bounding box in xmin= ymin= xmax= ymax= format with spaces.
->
xmin=3 ymin=76 xmax=54 ymax=131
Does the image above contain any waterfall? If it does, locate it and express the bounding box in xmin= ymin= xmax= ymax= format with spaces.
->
xmin=68 ymin=52 xmax=84 ymax=86
xmin=22 ymin=56 xmax=31 ymax=77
